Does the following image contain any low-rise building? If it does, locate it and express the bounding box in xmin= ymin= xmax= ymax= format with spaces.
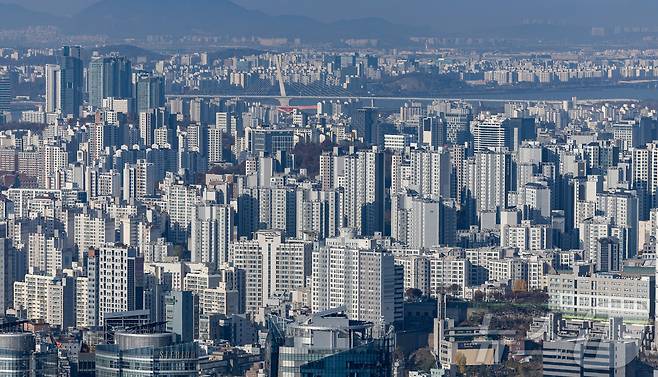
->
xmin=547 ymin=266 xmax=654 ymax=322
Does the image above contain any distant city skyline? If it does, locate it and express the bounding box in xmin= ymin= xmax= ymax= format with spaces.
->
xmin=1 ymin=1 xmax=658 ymax=376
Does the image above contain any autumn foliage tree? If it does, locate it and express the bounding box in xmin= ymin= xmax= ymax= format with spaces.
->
xmin=512 ymin=279 xmax=528 ymax=293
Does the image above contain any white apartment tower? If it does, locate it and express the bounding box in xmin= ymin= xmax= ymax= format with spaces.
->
xmin=189 ymin=203 xmax=234 ymax=270
xmin=122 ymin=160 xmax=156 ymax=201
xmin=464 ymin=148 xmax=510 ymax=214
xmin=96 ymin=244 xmax=143 ymax=323
xmin=14 ymin=274 xmax=75 ymax=328
xmin=322 ymin=147 xmax=385 ymax=236
xmin=231 ymin=230 xmax=312 ymax=313
xmin=73 ymin=210 xmax=115 ymax=261
xmin=311 ymin=228 xmax=403 ymax=326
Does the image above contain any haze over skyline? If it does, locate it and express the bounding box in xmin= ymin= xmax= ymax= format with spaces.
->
xmin=3 ymin=0 xmax=658 ymax=34
xmin=2 ymin=0 xmax=658 ymax=376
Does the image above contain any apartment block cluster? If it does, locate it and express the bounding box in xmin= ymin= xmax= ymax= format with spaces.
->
xmin=1 ymin=45 xmax=658 ymax=375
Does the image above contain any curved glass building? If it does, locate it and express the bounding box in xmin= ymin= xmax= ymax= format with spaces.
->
xmin=96 ymin=332 xmax=198 ymax=376
xmin=265 ymin=308 xmax=393 ymax=377
xmin=0 ymin=332 xmax=57 ymax=377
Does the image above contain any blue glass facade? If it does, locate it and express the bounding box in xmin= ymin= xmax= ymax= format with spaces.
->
xmin=96 ymin=341 xmax=198 ymax=376
xmin=299 ymin=341 xmax=392 ymax=377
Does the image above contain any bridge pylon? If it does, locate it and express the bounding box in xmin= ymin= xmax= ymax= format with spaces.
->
xmin=277 ymin=97 xmax=291 ymax=107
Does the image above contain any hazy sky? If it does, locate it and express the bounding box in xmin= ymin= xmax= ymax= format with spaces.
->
xmin=3 ymin=0 xmax=658 ymax=32
xmin=0 ymin=0 xmax=98 ymax=15
xmin=233 ymin=0 xmax=658 ymax=29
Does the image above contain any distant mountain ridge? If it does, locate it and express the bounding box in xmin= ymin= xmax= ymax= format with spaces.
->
xmin=6 ymin=0 xmax=657 ymax=43
xmin=232 ymin=0 xmax=658 ymax=35
xmin=0 ymin=0 xmax=420 ymax=43
xmin=0 ymin=3 xmax=64 ymax=29
xmin=71 ymin=0 xmax=420 ymax=41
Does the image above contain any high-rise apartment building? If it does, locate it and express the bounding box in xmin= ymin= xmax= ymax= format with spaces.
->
xmin=322 ymin=147 xmax=385 ymax=236
xmin=96 ymin=244 xmax=144 ymax=324
xmin=139 ymin=108 xmax=164 ymax=147
xmin=13 ymin=274 xmax=75 ymax=328
xmin=231 ymin=230 xmax=312 ymax=313
xmin=311 ymin=229 xmax=403 ymax=326
xmin=161 ymin=175 xmax=202 ymax=244
xmin=392 ymin=194 xmax=456 ymax=248
xmin=207 ymin=127 xmax=224 ymax=164
xmin=464 ymin=148 xmax=511 ymax=215
xmin=122 ymin=160 xmax=156 ymax=201
xmin=27 ymin=229 xmax=65 ymax=276
xmin=189 ymin=203 xmax=234 ymax=270
xmin=74 ymin=210 xmax=115 ymax=261
xmin=42 ymin=141 xmax=68 ymax=189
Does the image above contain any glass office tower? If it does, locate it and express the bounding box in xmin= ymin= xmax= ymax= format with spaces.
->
xmin=265 ymin=308 xmax=393 ymax=377
xmin=0 ymin=331 xmax=57 ymax=376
